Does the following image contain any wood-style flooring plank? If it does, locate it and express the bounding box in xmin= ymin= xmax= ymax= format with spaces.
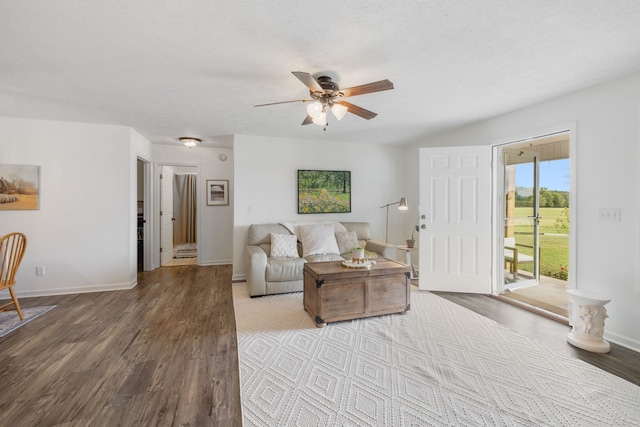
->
xmin=435 ymin=291 xmax=640 ymax=386
xmin=0 ymin=264 xmax=242 ymax=426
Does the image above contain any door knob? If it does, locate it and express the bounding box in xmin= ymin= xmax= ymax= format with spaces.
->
xmin=421 ymin=224 xmax=427 ymax=229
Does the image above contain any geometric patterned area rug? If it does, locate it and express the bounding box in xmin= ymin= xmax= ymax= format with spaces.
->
xmin=0 ymin=306 xmax=56 ymax=338
xmin=233 ymin=283 xmax=640 ymax=426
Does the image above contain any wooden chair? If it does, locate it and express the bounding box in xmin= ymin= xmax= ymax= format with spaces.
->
xmin=0 ymin=232 xmax=27 ymax=320
xmin=504 ymin=236 xmax=534 ymax=281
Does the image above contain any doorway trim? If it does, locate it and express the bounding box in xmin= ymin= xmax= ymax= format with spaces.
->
xmin=136 ymin=155 xmax=153 ymax=272
xmin=490 ymin=122 xmax=577 ymax=295
xmin=153 ymin=161 xmax=201 ymax=268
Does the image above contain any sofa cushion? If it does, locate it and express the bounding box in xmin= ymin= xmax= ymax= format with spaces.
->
xmin=266 ymin=257 xmax=307 ymax=282
xmin=248 ymin=223 xmax=293 ymax=245
xmin=270 ymin=233 xmax=299 ymax=257
xmin=298 ymin=223 xmax=340 ymax=257
xmin=281 ymin=221 xmax=347 ymax=239
xmin=335 ymin=230 xmax=359 ymax=255
xmin=340 ymin=222 xmax=371 ymax=241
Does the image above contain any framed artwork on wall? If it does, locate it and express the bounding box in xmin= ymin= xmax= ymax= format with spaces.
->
xmin=206 ymin=179 xmax=229 ymax=206
xmin=0 ymin=164 xmax=40 ymax=210
xmin=298 ymin=170 xmax=351 ymax=214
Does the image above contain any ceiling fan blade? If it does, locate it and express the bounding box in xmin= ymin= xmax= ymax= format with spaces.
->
xmin=301 ymin=115 xmax=313 ymax=125
xmin=339 ymin=79 xmax=394 ymax=98
xmin=292 ymin=71 xmax=323 ymax=93
xmin=337 ymin=101 xmax=377 ymax=120
xmin=254 ymin=99 xmax=311 ymax=107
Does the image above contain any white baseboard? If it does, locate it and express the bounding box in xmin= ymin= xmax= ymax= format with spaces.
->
xmin=232 ymin=273 xmax=246 ymax=282
xmin=13 ymin=281 xmax=137 ymax=299
xmin=198 ymin=259 xmax=233 ymax=266
xmin=605 ymin=330 xmax=640 ymax=353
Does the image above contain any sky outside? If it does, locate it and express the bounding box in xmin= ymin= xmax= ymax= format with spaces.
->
xmin=515 ymin=159 xmax=569 ymax=191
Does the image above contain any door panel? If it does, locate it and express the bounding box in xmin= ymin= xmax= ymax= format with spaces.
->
xmin=161 ymin=166 xmax=174 ymax=266
xmin=419 ymin=146 xmax=491 ymax=293
xmin=502 ymin=151 xmax=540 ymax=289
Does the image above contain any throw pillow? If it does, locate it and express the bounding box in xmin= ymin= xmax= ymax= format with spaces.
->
xmin=270 ymin=233 xmax=299 ymax=258
xmin=335 ymin=230 xmax=359 ymax=255
xmin=299 ymin=223 xmax=340 ymax=257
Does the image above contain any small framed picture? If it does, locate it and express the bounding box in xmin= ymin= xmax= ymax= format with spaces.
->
xmin=206 ymin=179 xmax=229 ymax=206
xmin=0 ymin=164 xmax=41 ymax=210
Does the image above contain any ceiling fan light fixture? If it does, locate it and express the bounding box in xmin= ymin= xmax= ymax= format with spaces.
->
xmin=331 ymin=103 xmax=348 ymax=121
xmin=179 ymin=137 xmax=202 ymax=148
xmin=312 ymin=112 xmax=327 ymax=126
xmin=306 ymin=101 xmax=323 ymax=119
xmin=255 ymin=72 xmax=394 ymax=129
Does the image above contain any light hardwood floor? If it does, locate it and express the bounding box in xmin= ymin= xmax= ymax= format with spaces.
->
xmin=1 ymin=265 xmax=638 ymax=426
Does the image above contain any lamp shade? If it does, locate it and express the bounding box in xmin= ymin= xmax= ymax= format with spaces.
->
xmin=312 ymin=111 xmax=327 ymax=126
xmin=331 ymin=103 xmax=348 ymax=120
xmin=398 ymin=197 xmax=408 ymax=210
xmin=306 ymin=101 xmax=323 ymax=119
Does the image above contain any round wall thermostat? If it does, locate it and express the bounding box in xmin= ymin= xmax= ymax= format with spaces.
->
xmin=219 ymin=154 xmax=227 ymax=161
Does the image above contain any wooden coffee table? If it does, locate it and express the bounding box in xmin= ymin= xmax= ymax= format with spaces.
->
xmin=303 ymin=259 xmax=411 ymax=327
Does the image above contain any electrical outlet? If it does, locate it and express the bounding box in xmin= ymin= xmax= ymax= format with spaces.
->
xmin=36 ymin=266 xmax=45 ymax=276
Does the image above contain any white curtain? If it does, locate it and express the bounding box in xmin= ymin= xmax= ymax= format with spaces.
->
xmin=174 ymin=174 xmax=197 ymax=244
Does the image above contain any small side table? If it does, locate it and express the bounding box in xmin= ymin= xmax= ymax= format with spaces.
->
xmin=397 ymin=245 xmax=419 ymax=279
xmin=566 ymin=289 xmax=611 ymax=353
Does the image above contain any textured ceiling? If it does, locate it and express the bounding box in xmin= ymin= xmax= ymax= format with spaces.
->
xmin=2 ymin=1 xmax=640 ymax=147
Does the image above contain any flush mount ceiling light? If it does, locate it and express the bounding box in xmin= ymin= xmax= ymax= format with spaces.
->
xmin=255 ymin=71 xmax=394 ymax=131
xmin=179 ymin=137 xmax=201 ymax=148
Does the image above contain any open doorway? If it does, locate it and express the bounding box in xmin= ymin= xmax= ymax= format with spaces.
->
xmin=160 ymin=165 xmax=198 ymax=267
xmin=497 ymin=132 xmax=571 ymax=317
xmin=137 ymin=158 xmax=151 ymax=272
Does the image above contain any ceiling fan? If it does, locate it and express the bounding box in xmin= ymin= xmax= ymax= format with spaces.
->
xmin=254 ymin=71 xmax=394 ymax=130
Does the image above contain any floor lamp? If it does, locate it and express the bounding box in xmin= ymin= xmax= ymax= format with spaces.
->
xmin=380 ymin=197 xmax=408 ymax=243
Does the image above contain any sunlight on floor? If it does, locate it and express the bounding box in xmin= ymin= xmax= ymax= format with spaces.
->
xmin=500 ymin=275 xmax=568 ymax=317
xmin=163 ymin=243 xmax=197 ymax=267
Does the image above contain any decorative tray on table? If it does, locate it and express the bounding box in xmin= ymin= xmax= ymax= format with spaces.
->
xmin=341 ymin=259 xmax=375 ymax=269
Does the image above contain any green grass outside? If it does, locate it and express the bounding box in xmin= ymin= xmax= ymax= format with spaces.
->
xmin=508 ymin=207 xmax=569 ymax=279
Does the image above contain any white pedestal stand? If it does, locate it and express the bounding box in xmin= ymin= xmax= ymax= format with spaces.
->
xmin=566 ymin=289 xmax=611 ymax=353
xmin=397 ymin=246 xmax=418 ymax=279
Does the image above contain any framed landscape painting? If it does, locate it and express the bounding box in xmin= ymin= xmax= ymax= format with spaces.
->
xmin=298 ymin=170 xmax=351 ymax=214
xmin=206 ymin=179 xmax=229 ymax=206
xmin=0 ymin=164 xmax=40 ymax=210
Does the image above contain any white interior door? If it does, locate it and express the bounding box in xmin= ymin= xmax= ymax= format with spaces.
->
xmin=419 ymin=146 xmax=492 ymax=293
xmin=160 ymin=166 xmax=174 ymax=266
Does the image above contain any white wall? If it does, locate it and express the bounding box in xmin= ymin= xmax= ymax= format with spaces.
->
xmin=404 ymin=71 xmax=640 ymax=351
xmin=0 ymin=117 xmax=140 ymax=296
xmin=232 ymin=134 xmax=406 ymax=280
xmin=151 ymin=144 xmax=234 ymax=266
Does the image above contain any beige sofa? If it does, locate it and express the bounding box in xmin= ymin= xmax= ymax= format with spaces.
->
xmin=245 ymin=221 xmax=396 ymax=297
